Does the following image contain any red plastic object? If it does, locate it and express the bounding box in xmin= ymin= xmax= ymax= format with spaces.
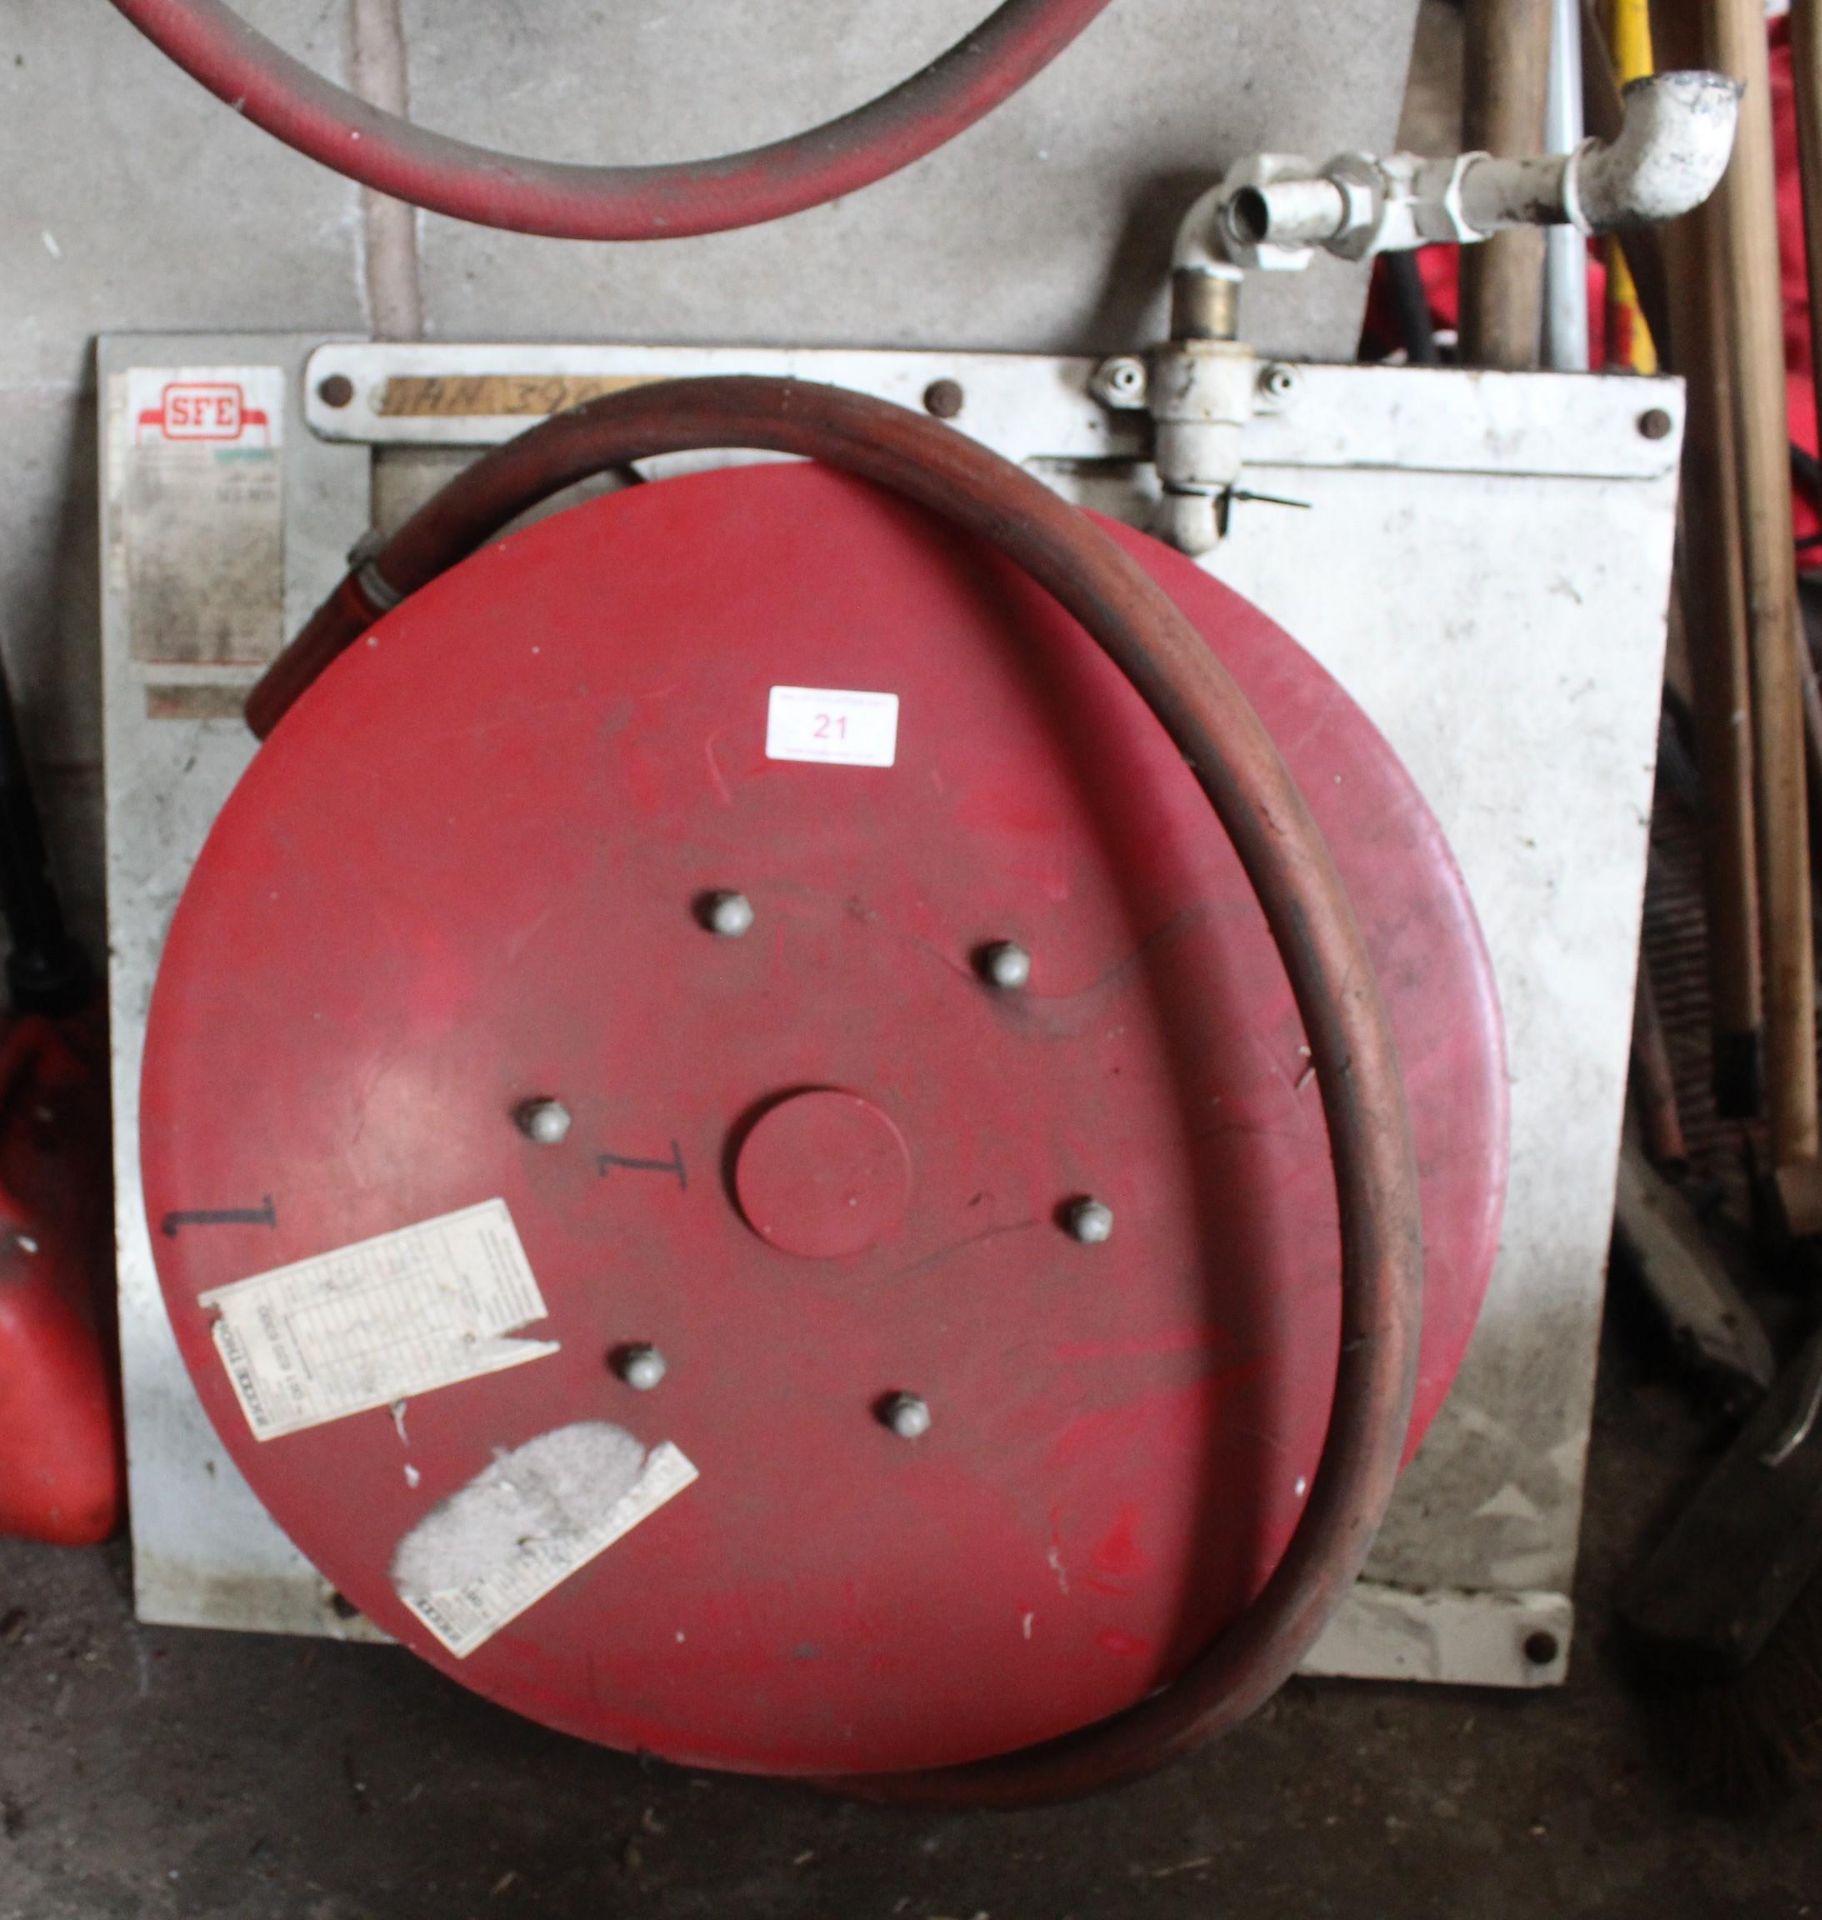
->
xmin=143 ymin=464 xmax=1504 ymax=1776
xmin=0 ymin=1016 xmax=121 ymax=1545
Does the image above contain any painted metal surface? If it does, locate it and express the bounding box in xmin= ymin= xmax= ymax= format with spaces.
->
xmin=302 ymin=339 xmax=1682 ymax=481
xmin=100 ymin=334 xmax=382 ymax=1641
xmin=1302 ymin=1584 xmax=1573 ymax=1688
xmin=139 ymin=462 xmax=1503 ymax=1775
xmin=103 ymin=339 xmax=1680 ymax=1691
xmin=160 ymin=369 xmax=1454 ymax=1799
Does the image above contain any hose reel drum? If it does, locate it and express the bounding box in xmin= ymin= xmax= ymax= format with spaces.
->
xmin=141 ymin=381 xmax=1507 ymax=1799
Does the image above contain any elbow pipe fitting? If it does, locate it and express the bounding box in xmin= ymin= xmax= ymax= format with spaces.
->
xmin=1570 ymin=70 xmax=1743 ymax=231
xmin=1173 ymin=152 xmax=1329 ymax=276
xmin=1459 ymin=70 xmax=1742 ymax=237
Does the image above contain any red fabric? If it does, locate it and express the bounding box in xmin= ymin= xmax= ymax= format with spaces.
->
xmin=1771 ymin=20 xmax=1822 ymax=546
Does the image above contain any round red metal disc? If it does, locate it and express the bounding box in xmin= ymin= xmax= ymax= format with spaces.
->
xmin=142 ymin=463 xmax=1506 ymax=1777
xmin=734 ymin=1089 xmax=914 ymax=1259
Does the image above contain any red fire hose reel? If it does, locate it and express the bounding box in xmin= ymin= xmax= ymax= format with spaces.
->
xmin=142 ymin=381 xmax=1505 ymax=1800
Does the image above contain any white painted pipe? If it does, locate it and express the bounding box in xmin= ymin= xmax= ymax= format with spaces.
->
xmin=1174 ymin=71 xmax=1740 ymax=287
xmin=1577 ymin=71 xmax=1744 ymax=226
xmin=1462 ymin=72 xmax=1744 ymax=236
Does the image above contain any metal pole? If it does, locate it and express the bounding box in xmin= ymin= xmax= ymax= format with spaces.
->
xmin=1543 ymin=0 xmax=1591 ymax=369
xmin=1706 ymin=0 xmax=1821 ymax=1207
xmin=1460 ymin=0 xmax=1553 ymax=369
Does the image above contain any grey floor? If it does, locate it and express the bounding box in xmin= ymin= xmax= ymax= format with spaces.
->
xmin=2 ymin=1310 xmax=1817 ymax=1920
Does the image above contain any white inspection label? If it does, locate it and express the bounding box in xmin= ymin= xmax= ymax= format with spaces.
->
xmin=765 ymin=685 xmax=899 ymax=767
xmin=395 ymin=1429 xmax=700 ymax=1659
xmin=200 ymin=1200 xmax=559 ymax=1441
xmin=115 ymin=364 xmax=287 ymax=669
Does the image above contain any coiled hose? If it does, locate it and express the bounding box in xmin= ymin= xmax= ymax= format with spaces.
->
xmin=247 ymin=375 xmax=1423 ymax=1804
xmin=104 ymin=0 xmax=1119 ymax=240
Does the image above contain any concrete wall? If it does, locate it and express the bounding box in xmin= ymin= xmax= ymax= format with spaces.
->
xmin=2 ymin=0 xmax=1420 ymax=956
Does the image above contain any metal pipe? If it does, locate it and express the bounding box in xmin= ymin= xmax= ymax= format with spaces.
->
xmin=1168 ymin=265 xmax=1240 ymax=342
xmin=1576 ymin=70 xmax=1743 ymax=226
xmin=1458 ymin=72 xmax=1742 ymax=237
xmin=1543 ymin=0 xmax=1591 ymax=369
xmin=1221 ymin=177 xmax=1350 ymax=252
xmin=1460 ymin=0 xmax=1552 ymax=369
xmin=1172 ymin=184 xmax=1246 ymax=276
xmin=103 ymin=0 xmax=1116 ymax=241
xmin=247 ymin=376 xmax=1424 ymax=1804
xmin=1171 ymin=71 xmax=1738 ymax=290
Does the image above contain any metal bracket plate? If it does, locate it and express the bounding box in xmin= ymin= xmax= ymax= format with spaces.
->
xmin=302 ymin=339 xmax=1681 ymax=483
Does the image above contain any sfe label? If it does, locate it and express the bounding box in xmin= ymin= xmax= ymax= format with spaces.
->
xmin=160 ymin=384 xmax=249 ymax=440
xmin=766 ymin=686 xmax=899 ymax=768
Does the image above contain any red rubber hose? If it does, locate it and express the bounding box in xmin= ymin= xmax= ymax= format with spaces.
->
xmin=104 ymin=0 xmax=1118 ymax=240
xmin=248 ymin=376 xmax=1423 ymax=1803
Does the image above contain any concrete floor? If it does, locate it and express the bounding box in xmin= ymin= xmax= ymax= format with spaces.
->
xmin=3 ymin=1310 xmax=1817 ymax=1920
